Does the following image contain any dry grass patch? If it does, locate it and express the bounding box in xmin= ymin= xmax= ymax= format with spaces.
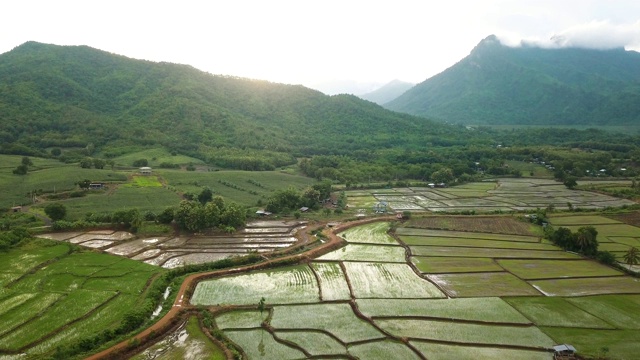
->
xmin=404 ymin=216 xmax=537 ymax=235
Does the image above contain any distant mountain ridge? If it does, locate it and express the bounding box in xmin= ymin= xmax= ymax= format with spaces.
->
xmin=358 ymin=79 xmax=414 ymax=105
xmin=386 ymin=35 xmax=640 ymax=125
xmin=0 ymin=41 xmax=454 ymax=169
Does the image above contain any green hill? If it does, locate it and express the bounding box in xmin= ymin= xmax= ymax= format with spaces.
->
xmin=0 ymin=42 xmax=450 ymax=169
xmin=359 ymin=79 xmax=414 ymax=105
xmin=386 ymin=35 xmax=640 ymax=125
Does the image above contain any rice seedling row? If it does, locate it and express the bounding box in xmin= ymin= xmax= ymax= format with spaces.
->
xmin=338 ymin=222 xmax=397 ymax=245
xmin=504 ymin=297 xmax=614 ymax=329
xmin=316 ymin=244 xmax=406 ymax=263
xmin=0 ymin=290 xmax=116 ymax=351
xmin=348 ymin=339 xmax=421 ymax=360
xmin=0 ymin=293 xmax=63 ymax=338
xmin=566 ymin=295 xmax=640 ymax=329
xmin=310 ymin=262 xmax=351 ymax=301
xmin=410 ymin=246 xmax=577 ymax=259
xmin=374 ymin=318 xmax=554 ymax=348
xmin=530 ymin=277 xmax=640 ymax=297
xmin=396 ymin=227 xmax=540 ymax=242
xmin=411 ymin=341 xmax=552 ymax=360
xmin=269 ymin=303 xmax=385 ymax=344
xmin=190 ymin=265 xmax=320 ymax=306
xmin=224 ymin=329 xmax=306 ymax=359
xmin=411 ymin=256 xmax=503 ymax=273
xmin=496 ymin=259 xmax=623 ymax=280
xmin=357 ymin=298 xmax=530 ymax=324
xmin=400 ymin=235 xmax=556 ymax=250
xmin=428 ymin=272 xmax=541 ymax=297
xmin=215 ymin=310 xmax=267 ymax=330
xmin=343 ymin=262 xmax=445 ymax=299
xmin=274 ymin=330 xmax=347 ymax=356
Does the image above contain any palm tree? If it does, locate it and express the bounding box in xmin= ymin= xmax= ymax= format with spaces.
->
xmin=623 ymin=247 xmax=640 ymax=266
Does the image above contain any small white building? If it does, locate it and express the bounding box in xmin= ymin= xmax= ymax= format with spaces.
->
xmin=139 ymin=167 xmax=152 ymax=175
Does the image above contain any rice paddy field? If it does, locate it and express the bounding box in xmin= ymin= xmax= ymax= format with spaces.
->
xmin=187 ymin=216 xmax=640 ymax=360
xmin=346 ymin=178 xmax=636 ymax=214
xmin=0 ymin=239 xmax=162 ymax=358
xmin=38 ymin=220 xmax=307 ymax=269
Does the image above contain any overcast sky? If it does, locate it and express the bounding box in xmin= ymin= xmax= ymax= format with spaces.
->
xmin=2 ymin=0 xmax=640 ymax=93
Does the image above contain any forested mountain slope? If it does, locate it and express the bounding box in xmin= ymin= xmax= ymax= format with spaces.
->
xmin=386 ymin=35 xmax=640 ymax=125
xmin=0 ymin=42 xmax=460 ymax=169
xmin=359 ymin=79 xmax=414 ymax=105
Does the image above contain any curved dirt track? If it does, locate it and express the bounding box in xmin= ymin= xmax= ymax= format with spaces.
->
xmin=85 ymin=216 xmax=395 ymax=360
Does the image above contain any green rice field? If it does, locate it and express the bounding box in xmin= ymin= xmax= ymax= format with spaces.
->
xmin=0 ymin=239 xmax=162 ymax=357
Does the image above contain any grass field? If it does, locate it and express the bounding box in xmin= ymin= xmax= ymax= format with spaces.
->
xmin=530 ymin=277 xmax=640 ymax=296
xmin=497 ymin=259 xmax=623 ymax=280
xmin=0 ymin=239 xmax=162 ymax=357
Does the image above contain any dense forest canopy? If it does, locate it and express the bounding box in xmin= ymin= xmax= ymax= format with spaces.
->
xmin=387 ymin=35 xmax=640 ymax=126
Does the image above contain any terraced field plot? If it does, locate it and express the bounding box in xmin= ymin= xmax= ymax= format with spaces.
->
xmin=38 ymin=220 xmax=307 ymax=268
xmin=347 ymin=178 xmax=635 ymax=213
xmin=197 ymin=219 xmax=640 ymax=360
xmin=0 ymin=240 xmax=161 ymax=358
xmin=191 ymin=265 xmax=320 ymax=306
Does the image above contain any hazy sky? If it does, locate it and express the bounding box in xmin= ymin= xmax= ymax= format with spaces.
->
xmin=2 ymin=0 xmax=640 ymax=92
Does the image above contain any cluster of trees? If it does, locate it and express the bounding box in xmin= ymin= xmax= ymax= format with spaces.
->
xmin=265 ymin=182 xmax=332 ymax=214
xmin=547 ymin=226 xmax=599 ymax=256
xmin=0 ymin=228 xmax=31 ymax=252
xmin=12 ymin=156 xmax=33 ymax=175
xmin=80 ymin=157 xmax=113 ymax=169
xmin=165 ymin=196 xmax=246 ymax=233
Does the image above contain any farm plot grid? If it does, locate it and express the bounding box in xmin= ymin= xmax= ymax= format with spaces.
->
xmin=38 ymin=220 xmax=307 ymax=269
xmin=347 ymin=178 xmax=635 ymax=214
xmin=0 ymin=241 xmax=161 ymax=358
xmin=191 ymin=219 xmax=640 ymax=360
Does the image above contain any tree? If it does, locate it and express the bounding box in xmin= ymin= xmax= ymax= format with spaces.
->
xmin=573 ymin=226 xmax=598 ymax=255
xmin=563 ymin=176 xmax=578 ymax=189
xmin=431 ymin=167 xmax=454 ymax=184
xmin=132 ymin=159 xmax=148 ymax=167
xmin=623 ymin=247 xmax=640 ymax=266
xmin=77 ymin=179 xmax=91 ymax=189
xmin=21 ymin=156 xmax=33 ymax=166
xmin=80 ymin=157 xmax=93 ymax=168
xmin=157 ymin=207 xmax=175 ymax=224
xmin=258 ymin=297 xmax=266 ymax=316
xmin=45 ymin=203 xmax=67 ymax=221
xmin=50 ymin=148 xmax=62 ymax=157
xmin=93 ymin=158 xmax=106 ymax=169
xmin=198 ymin=187 xmax=213 ymax=204
xmin=12 ymin=164 xmax=28 ymax=175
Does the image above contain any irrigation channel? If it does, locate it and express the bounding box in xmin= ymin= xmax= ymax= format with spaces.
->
xmin=84 ymin=216 xmax=395 ymax=360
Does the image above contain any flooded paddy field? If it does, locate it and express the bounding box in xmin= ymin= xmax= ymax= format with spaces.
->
xmin=38 ymin=220 xmax=307 ymax=269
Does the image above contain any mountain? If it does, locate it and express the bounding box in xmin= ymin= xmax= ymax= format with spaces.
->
xmin=307 ymin=79 xmax=383 ymax=95
xmin=0 ymin=42 xmax=454 ymax=169
xmin=386 ymin=35 xmax=640 ymax=125
xmin=358 ymin=79 xmax=414 ymax=105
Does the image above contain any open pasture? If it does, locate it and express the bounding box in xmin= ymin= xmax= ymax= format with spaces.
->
xmin=567 ymin=295 xmax=640 ymax=329
xmin=549 ymin=215 xmax=622 ymax=226
xmin=497 ymin=259 xmax=623 ymax=280
xmin=112 ymin=148 xmax=205 ymax=167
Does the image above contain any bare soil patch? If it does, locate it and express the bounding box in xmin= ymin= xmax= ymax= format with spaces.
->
xmin=607 ymin=211 xmax=640 ymax=228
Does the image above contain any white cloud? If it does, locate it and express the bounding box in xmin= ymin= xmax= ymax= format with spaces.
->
xmin=498 ymin=20 xmax=640 ymax=51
